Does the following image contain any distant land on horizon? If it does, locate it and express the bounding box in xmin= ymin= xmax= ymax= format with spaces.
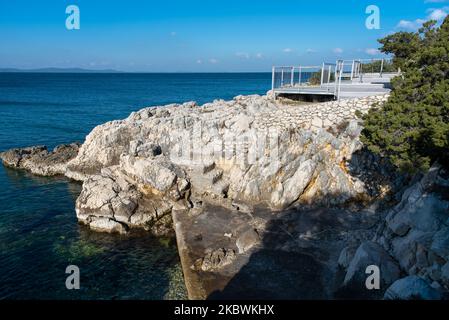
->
xmin=0 ymin=67 xmax=124 ymax=73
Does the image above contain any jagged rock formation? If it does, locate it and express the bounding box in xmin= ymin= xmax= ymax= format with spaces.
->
xmin=338 ymin=165 xmax=449 ymax=299
xmin=1 ymin=94 xmax=389 ymax=234
xmin=3 ymin=92 xmax=447 ymax=299
xmin=61 ymin=94 xmax=388 ymax=234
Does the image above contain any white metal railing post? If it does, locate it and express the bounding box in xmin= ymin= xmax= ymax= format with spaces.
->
xmin=298 ymin=66 xmax=302 ymax=85
xmin=271 ymin=66 xmax=275 ymax=91
xmin=380 ymin=59 xmax=384 ymax=78
xmin=333 ymin=60 xmax=343 ymax=100
xmin=359 ymin=61 xmax=363 ymax=83
xmin=281 ymin=69 xmax=284 ymax=87
xmin=334 ymin=61 xmax=339 ymax=96
xmin=320 ymin=62 xmax=325 ymax=86
xmin=290 ymin=67 xmax=294 ymax=86
xmin=334 ymin=60 xmax=340 ymax=85
xmin=337 ymin=62 xmax=343 ymax=100
xmin=351 ymin=60 xmax=355 ymax=81
xmin=334 ymin=60 xmax=342 ymax=97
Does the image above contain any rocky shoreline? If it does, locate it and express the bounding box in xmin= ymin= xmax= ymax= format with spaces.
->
xmin=2 ymin=93 xmax=448 ymax=299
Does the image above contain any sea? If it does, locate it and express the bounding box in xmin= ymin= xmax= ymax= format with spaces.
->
xmin=0 ymin=72 xmax=271 ymax=299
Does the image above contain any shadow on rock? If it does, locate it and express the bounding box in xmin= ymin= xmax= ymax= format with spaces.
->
xmin=206 ymin=206 xmax=374 ymax=300
xmin=347 ymin=147 xmax=411 ymax=205
xmin=208 ymin=248 xmax=326 ymax=300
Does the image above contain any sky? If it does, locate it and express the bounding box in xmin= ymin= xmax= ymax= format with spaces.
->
xmin=0 ymin=0 xmax=448 ymax=72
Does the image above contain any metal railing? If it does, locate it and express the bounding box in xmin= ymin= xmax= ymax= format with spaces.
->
xmin=337 ymin=58 xmax=397 ymax=81
xmin=272 ymin=63 xmax=337 ymax=89
xmin=272 ymin=58 xmax=399 ymax=100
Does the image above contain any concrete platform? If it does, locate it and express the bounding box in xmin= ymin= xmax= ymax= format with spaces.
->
xmin=173 ymin=201 xmax=378 ymax=299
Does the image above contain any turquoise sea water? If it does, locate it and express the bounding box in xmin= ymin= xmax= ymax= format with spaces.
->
xmin=0 ymin=73 xmax=270 ymax=299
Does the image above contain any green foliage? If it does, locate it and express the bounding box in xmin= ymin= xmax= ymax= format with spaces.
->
xmin=361 ymin=60 xmax=397 ymax=73
xmin=361 ymin=17 xmax=449 ymax=173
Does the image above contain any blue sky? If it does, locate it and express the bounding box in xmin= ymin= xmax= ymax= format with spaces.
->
xmin=0 ymin=0 xmax=448 ymax=72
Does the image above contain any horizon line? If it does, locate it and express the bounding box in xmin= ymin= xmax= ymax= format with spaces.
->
xmin=0 ymin=68 xmax=274 ymax=74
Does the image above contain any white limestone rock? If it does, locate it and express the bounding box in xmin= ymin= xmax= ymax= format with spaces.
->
xmin=270 ymin=159 xmax=317 ymax=209
xmin=384 ymin=276 xmax=442 ymax=300
xmin=343 ymin=241 xmax=400 ymax=289
xmin=236 ymin=228 xmax=260 ymax=254
xmin=121 ymin=155 xmax=177 ymax=192
xmin=88 ymin=217 xmax=129 ymax=234
xmin=311 ymin=117 xmax=323 ymax=128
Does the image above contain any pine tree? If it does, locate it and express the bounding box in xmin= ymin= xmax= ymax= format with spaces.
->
xmin=361 ymin=17 xmax=449 ymax=173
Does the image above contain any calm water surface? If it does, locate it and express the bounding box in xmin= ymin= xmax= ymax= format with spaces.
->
xmin=0 ymin=73 xmax=270 ymax=299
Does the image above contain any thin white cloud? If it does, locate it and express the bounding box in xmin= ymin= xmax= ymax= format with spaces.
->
xmin=170 ymin=31 xmax=177 ymax=36
xmin=196 ymin=59 xmax=202 ymax=64
xmin=306 ymin=48 xmax=316 ymax=54
xmin=283 ymin=48 xmax=293 ymax=53
xmin=333 ymin=48 xmax=343 ymax=54
xmin=235 ymin=52 xmax=250 ymax=59
xmin=255 ymin=53 xmax=263 ymax=59
xmin=209 ymin=58 xmax=218 ymax=64
xmin=365 ymin=48 xmax=380 ymax=56
xmin=397 ymin=18 xmax=426 ymax=30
